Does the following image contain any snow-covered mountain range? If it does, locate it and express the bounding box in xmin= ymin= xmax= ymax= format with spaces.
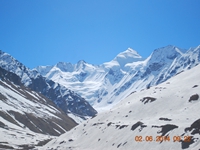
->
xmin=1 ymin=45 xmax=200 ymax=149
xmin=0 ymin=50 xmax=97 ymax=120
xmin=35 ymin=45 xmax=200 ymax=110
xmin=39 ymin=63 xmax=200 ymax=150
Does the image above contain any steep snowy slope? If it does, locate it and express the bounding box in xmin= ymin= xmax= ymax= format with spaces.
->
xmin=35 ymin=45 xmax=200 ymax=110
xmin=0 ymin=67 xmax=77 ymax=149
xmin=36 ymin=60 xmax=105 ymax=106
xmin=0 ymin=50 xmax=97 ymax=119
xmin=39 ymin=64 xmax=200 ymax=150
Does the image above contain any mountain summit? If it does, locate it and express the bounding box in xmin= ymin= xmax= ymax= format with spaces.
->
xmin=103 ymin=48 xmax=143 ymax=69
xmin=113 ymin=48 xmax=142 ymax=67
xmin=148 ymin=45 xmax=183 ymax=64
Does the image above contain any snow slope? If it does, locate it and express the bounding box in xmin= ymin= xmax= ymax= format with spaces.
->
xmin=39 ymin=64 xmax=200 ymax=150
xmin=0 ymin=67 xmax=77 ymax=149
xmin=35 ymin=45 xmax=200 ymax=110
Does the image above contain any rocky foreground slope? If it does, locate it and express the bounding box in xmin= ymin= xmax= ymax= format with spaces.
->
xmin=0 ymin=67 xmax=77 ymax=149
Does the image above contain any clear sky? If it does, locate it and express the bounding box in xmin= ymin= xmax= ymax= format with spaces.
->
xmin=0 ymin=0 xmax=200 ymax=68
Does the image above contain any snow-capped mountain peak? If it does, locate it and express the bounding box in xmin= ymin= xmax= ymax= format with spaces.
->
xmin=77 ymin=60 xmax=86 ymax=65
xmin=148 ymin=45 xmax=183 ymax=64
xmin=103 ymin=48 xmax=143 ymax=70
xmin=76 ymin=60 xmax=87 ymax=71
xmin=56 ymin=62 xmax=74 ymax=72
xmin=0 ymin=50 xmax=38 ymax=86
xmin=116 ymin=47 xmax=142 ymax=58
xmin=35 ymin=65 xmax=53 ymax=76
xmin=113 ymin=48 xmax=142 ymax=67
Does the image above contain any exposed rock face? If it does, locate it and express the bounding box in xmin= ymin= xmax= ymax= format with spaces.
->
xmin=28 ymin=75 xmax=97 ymax=118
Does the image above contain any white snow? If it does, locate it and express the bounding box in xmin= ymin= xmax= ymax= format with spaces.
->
xmin=0 ymin=81 xmax=60 ymax=119
xmin=0 ymin=126 xmax=53 ymax=149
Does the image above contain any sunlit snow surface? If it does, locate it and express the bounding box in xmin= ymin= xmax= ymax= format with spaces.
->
xmin=38 ymin=64 xmax=200 ymax=150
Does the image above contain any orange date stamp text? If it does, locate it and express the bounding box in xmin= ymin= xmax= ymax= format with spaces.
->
xmin=135 ymin=135 xmax=191 ymax=142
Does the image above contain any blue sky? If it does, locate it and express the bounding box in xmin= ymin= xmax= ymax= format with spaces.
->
xmin=0 ymin=0 xmax=200 ymax=68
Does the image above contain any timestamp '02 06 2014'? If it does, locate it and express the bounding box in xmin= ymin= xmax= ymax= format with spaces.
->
xmin=135 ymin=136 xmax=191 ymax=142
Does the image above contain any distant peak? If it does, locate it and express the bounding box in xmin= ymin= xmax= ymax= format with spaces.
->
xmin=107 ymin=48 xmax=143 ymax=68
xmin=127 ymin=47 xmax=134 ymax=51
xmin=77 ymin=60 xmax=86 ymax=64
xmin=166 ymin=45 xmax=176 ymax=48
xmin=0 ymin=50 xmax=8 ymax=56
xmin=56 ymin=62 xmax=65 ymax=66
xmin=153 ymin=45 xmax=180 ymax=53
xmin=150 ymin=45 xmax=183 ymax=62
xmin=116 ymin=48 xmax=142 ymax=59
xmin=56 ymin=62 xmax=72 ymax=66
xmin=55 ymin=62 xmax=74 ymax=72
xmin=126 ymin=47 xmax=139 ymax=53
